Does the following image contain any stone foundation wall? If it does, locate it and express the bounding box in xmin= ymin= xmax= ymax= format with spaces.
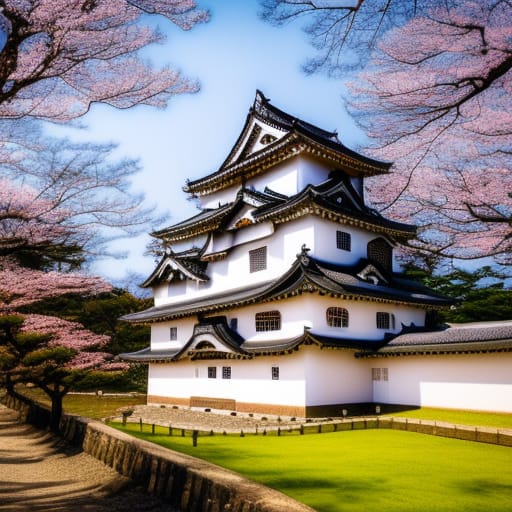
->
xmin=3 ymin=393 xmax=511 ymax=512
xmin=2 ymin=394 xmax=314 ymax=512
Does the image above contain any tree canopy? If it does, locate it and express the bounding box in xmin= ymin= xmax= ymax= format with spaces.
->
xmin=262 ymin=0 xmax=512 ymax=264
xmin=0 ymin=0 xmax=208 ymax=121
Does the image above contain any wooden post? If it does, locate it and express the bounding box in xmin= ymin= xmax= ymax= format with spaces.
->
xmin=152 ymin=424 xmax=155 ymax=435
xmin=168 ymin=424 xmax=173 ymax=436
xmin=139 ymin=418 xmax=143 ymax=432
xmin=192 ymin=430 xmax=198 ymax=447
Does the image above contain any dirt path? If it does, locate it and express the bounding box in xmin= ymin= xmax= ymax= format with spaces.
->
xmin=0 ymin=405 xmax=177 ymax=511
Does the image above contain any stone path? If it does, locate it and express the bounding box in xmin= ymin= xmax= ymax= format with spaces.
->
xmin=0 ymin=405 xmax=178 ymax=511
xmin=122 ymin=404 xmax=301 ymax=433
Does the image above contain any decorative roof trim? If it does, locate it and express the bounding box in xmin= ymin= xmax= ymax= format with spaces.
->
xmin=122 ymin=254 xmax=452 ymax=325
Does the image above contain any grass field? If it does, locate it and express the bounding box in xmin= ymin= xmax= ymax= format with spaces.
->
xmin=14 ymin=387 xmax=147 ymax=419
xmin=113 ymin=422 xmax=512 ymax=512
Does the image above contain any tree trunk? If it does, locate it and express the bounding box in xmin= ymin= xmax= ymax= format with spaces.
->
xmin=49 ymin=393 xmax=63 ymax=432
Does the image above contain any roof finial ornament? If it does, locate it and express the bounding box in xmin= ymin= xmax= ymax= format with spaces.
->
xmin=297 ymin=244 xmax=311 ymax=265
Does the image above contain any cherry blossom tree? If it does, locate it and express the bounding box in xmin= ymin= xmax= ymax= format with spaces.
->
xmin=260 ymin=0 xmax=430 ymax=75
xmin=0 ymin=0 xmax=209 ymax=121
xmin=347 ymin=0 xmax=512 ymax=262
xmin=0 ymin=311 xmax=126 ymax=430
xmin=0 ymin=120 xmax=160 ymax=268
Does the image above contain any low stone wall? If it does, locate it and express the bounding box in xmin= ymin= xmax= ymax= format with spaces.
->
xmin=3 ymin=393 xmax=511 ymax=511
xmin=2 ymin=394 xmax=314 ymax=512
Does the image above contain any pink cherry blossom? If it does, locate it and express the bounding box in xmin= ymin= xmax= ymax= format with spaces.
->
xmin=348 ymin=0 xmax=512 ymax=262
xmin=0 ymin=1 xmax=209 ymax=121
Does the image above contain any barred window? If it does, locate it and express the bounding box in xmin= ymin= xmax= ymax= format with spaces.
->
xmin=372 ymin=368 xmax=381 ymax=381
xmin=326 ymin=307 xmax=349 ymax=328
xmin=208 ymin=367 xmax=217 ymax=379
xmin=382 ymin=368 xmax=389 ymax=381
xmin=170 ymin=327 xmax=178 ymax=340
xmin=376 ymin=312 xmax=395 ymax=330
xmin=336 ymin=231 xmax=351 ymax=251
xmin=376 ymin=312 xmax=390 ymax=329
xmin=367 ymin=238 xmax=392 ymax=271
xmin=222 ymin=366 xmax=231 ymax=379
xmin=271 ymin=366 xmax=280 ymax=380
xmin=249 ymin=246 xmax=267 ymax=273
xmin=255 ymin=311 xmax=281 ymax=331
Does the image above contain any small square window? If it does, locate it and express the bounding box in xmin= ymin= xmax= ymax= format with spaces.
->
xmin=170 ymin=327 xmax=178 ymax=340
xmin=222 ymin=366 xmax=231 ymax=379
xmin=249 ymin=246 xmax=267 ymax=273
xmin=271 ymin=366 xmax=279 ymax=380
xmin=336 ymin=231 xmax=351 ymax=251
xmin=208 ymin=367 xmax=217 ymax=379
xmin=376 ymin=312 xmax=390 ymax=330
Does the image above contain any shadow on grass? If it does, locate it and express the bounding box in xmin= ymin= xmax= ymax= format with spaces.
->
xmin=454 ymin=478 xmax=512 ymax=497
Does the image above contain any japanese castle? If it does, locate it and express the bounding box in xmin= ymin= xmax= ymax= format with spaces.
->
xmin=122 ymin=91 xmax=512 ymax=416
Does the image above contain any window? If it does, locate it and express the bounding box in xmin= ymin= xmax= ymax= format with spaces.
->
xmin=336 ymin=230 xmax=351 ymax=251
xmin=326 ymin=307 xmax=349 ymax=328
xmin=255 ymin=310 xmax=281 ymax=331
xmin=372 ymin=368 xmax=389 ymax=381
xmin=208 ymin=367 xmax=217 ymax=379
xmin=367 ymin=238 xmax=392 ymax=271
xmin=376 ymin=312 xmax=395 ymax=330
xmin=170 ymin=327 xmax=177 ymax=340
xmin=196 ymin=341 xmax=215 ymax=350
xmin=376 ymin=312 xmax=390 ymax=329
xmin=271 ymin=366 xmax=280 ymax=380
xmin=229 ymin=318 xmax=238 ymax=331
xmin=249 ymin=246 xmax=267 ymax=273
xmin=222 ymin=366 xmax=231 ymax=379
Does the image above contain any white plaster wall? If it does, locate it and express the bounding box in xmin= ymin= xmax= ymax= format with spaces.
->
xmin=303 ymin=346 xmax=373 ymax=405
xmin=312 ymin=218 xmax=394 ymax=265
xmin=148 ymin=352 xmax=306 ymax=407
xmin=150 ymin=318 xmax=196 ymax=351
xmin=229 ymin=295 xmax=425 ymax=342
xmin=248 ymin=161 xmax=299 ymax=197
xmin=199 ymin=185 xmax=239 ymax=210
xmin=378 ymin=353 xmax=512 ymax=413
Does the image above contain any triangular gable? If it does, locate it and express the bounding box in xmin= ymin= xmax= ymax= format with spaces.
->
xmin=173 ymin=317 xmax=251 ymax=361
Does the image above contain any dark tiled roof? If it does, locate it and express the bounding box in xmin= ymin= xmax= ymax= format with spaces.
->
xmin=358 ymin=321 xmax=512 ymax=357
xmin=253 ymin=177 xmax=415 ymax=239
xmin=184 ymin=91 xmax=391 ymax=195
xmin=141 ymin=252 xmax=209 ymax=288
xmin=122 ymin=253 xmax=453 ymax=324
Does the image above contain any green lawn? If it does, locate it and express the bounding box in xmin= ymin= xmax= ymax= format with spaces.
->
xmin=14 ymin=386 xmax=147 ymax=419
xmin=114 ymin=423 xmax=512 ymax=512
xmin=387 ymin=407 xmax=512 ymax=430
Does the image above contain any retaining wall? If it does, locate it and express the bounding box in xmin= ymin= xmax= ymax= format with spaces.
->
xmin=2 ymin=394 xmax=314 ymax=512
xmin=3 ymin=394 xmax=511 ymax=512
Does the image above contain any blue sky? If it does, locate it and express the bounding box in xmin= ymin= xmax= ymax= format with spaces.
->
xmin=51 ymin=0 xmax=366 ymax=282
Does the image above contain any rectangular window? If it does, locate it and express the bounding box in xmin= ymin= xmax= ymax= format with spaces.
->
xmin=249 ymin=246 xmax=267 ymax=273
xmin=222 ymin=366 xmax=231 ymax=379
xmin=382 ymin=368 xmax=389 ymax=381
xmin=255 ymin=311 xmax=281 ymax=331
xmin=336 ymin=230 xmax=351 ymax=251
xmin=372 ymin=368 xmax=381 ymax=381
xmin=271 ymin=366 xmax=280 ymax=380
xmin=376 ymin=312 xmax=390 ymax=329
xmin=170 ymin=327 xmax=178 ymax=340
xmin=208 ymin=367 xmax=217 ymax=379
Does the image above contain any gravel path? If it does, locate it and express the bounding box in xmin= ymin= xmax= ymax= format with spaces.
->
xmin=122 ymin=404 xmax=305 ymax=433
xmin=0 ymin=404 xmax=178 ymax=511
